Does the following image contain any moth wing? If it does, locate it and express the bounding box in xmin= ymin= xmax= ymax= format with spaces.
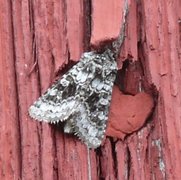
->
xmin=64 ymin=51 xmax=117 ymax=148
xmin=29 ymin=50 xmax=117 ymax=148
xmin=29 ymin=80 xmax=77 ymax=123
xmin=28 ymin=53 xmax=91 ymax=123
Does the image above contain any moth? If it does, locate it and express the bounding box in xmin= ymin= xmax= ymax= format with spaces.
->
xmin=29 ymin=49 xmax=117 ymax=148
xmin=29 ymin=0 xmax=129 ymax=148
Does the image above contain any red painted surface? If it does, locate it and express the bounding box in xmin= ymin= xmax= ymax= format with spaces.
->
xmin=91 ymin=0 xmax=124 ymax=48
xmin=107 ymin=86 xmax=154 ymax=139
xmin=0 ymin=0 xmax=181 ymax=179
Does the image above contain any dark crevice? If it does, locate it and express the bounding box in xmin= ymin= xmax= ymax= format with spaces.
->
xmin=136 ymin=43 xmax=145 ymax=76
xmin=29 ymin=1 xmax=44 ymax=178
xmin=127 ymin=146 xmax=131 ymax=180
xmin=9 ymin=1 xmax=22 ymax=179
xmin=50 ymin=51 xmax=56 ymax=82
xmin=116 ymin=58 xmax=146 ymax=95
xmin=83 ymin=0 xmax=92 ymax=51
xmin=137 ymin=42 xmax=148 ymax=78
xmin=95 ymin=148 xmax=103 ymax=180
xmin=37 ymin=124 xmax=43 ymax=179
xmin=52 ymin=129 xmax=59 ymax=180
xmin=28 ymin=0 xmax=35 ymax=37
xmin=110 ymin=138 xmax=118 ymax=179
xmin=115 ymin=59 xmax=131 ymax=92
xmin=62 ymin=0 xmax=70 ymax=63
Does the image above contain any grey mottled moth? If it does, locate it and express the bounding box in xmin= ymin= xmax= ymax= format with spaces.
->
xmin=29 ymin=1 xmax=129 ymax=148
xmin=29 ymin=50 xmax=117 ymax=148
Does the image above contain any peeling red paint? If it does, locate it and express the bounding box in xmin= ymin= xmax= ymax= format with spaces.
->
xmin=91 ymin=0 xmax=125 ymax=48
xmin=107 ymin=86 xmax=154 ymax=139
xmin=0 ymin=0 xmax=181 ymax=179
xmin=66 ymin=0 xmax=85 ymax=61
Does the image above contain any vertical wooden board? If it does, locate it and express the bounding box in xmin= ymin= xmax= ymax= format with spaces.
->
xmin=99 ymin=140 xmax=117 ymax=179
xmin=0 ymin=0 xmax=181 ymax=179
xmin=0 ymin=1 xmax=21 ymax=179
xmin=66 ymin=0 xmax=85 ymax=61
xmin=141 ymin=0 xmax=181 ymax=179
xmin=120 ymin=0 xmax=138 ymax=63
xmin=55 ymin=134 xmax=90 ymax=179
xmin=44 ymin=0 xmax=70 ymax=72
xmin=11 ymin=0 xmax=43 ymax=179
xmin=91 ymin=0 xmax=124 ymax=48
xmin=116 ymin=142 xmax=129 ymax=180
xmin=127 ymin=128 xmax=152 ymax=180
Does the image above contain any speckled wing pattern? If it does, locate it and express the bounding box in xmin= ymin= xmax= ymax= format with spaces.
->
xmin=29 ymin=50 xmax=117 ymax=148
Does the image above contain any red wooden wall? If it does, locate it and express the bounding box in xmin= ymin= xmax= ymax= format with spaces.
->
xmin=0 ymin=0 xmax=181 ymax=179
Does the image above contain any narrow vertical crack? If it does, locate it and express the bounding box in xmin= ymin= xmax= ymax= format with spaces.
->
xmin=83 ymin=0 xmax=92 ymax=51
xmin=96 ymin=148 xmax=103 ymax=180
xmin=28 ymin=0 xmax=44 ymax=178
xmin=37 ymin=123 xmax=43 ymax=179
xmin=115 ymin=59 xmax=130 ymax=92
xmin=110 ymin=139 xmax=118 ymax=179
xmin=126 ymin=146 xmax=131 ymax=180
xmin=62 ymin=0 xmax=70 ymax=64
xmin=52 ymin=130 xmax=59 ymax=180
xmin=9 ymin=1 xmax=22 ymax=179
